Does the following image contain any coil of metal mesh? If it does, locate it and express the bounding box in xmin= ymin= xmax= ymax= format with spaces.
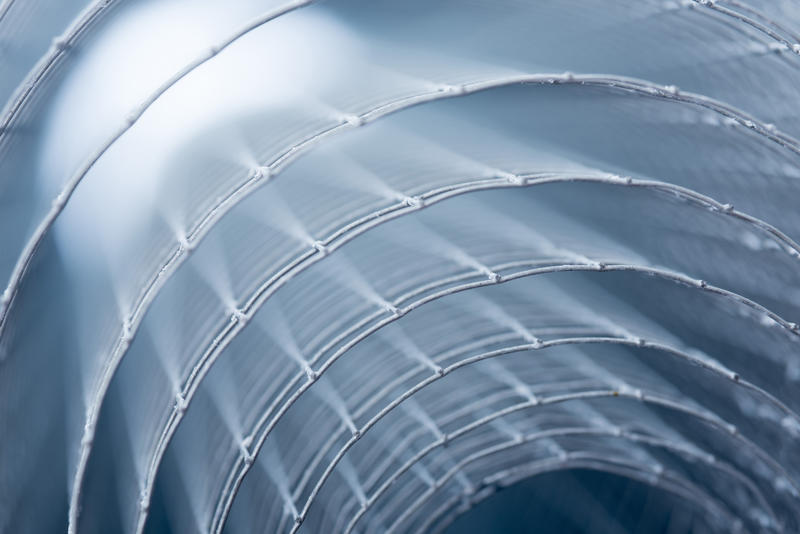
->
xmin=2 ymin=1 xmax=800 ymax=532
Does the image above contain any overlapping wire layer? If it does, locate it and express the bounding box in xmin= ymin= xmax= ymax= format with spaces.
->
xmin=1 ymin=0 xmax=800 ymax=532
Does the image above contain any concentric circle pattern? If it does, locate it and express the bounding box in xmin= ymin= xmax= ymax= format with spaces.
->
xmin=2 ymin=1 xmax=800 ymax=532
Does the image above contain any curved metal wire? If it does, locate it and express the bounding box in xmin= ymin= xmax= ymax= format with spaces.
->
xmin=343 ymin=416 xmax=778 ymax=533
xmin=387 ymin=445 xmax=738 ymax=533
xmin=44 ymin=156 xmax=777 ymax=531
xmin=196 ymin=261 xmax=800 ymax=534
xmin=420 ymin=455 xmax=735 ymax=534
xmin=282 ymin=358 xmax=793 ymax=533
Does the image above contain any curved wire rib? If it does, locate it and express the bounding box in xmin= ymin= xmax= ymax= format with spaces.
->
xmin=700 ymin=0 xmax=800 ymax=53
xmin=0 ymin=0 xmax=14 ymax=26
xmin=293 ymin=337 xmax=785 ymax=532
xmin=259 ymin=327 xmax=783 ymax=532
xmin=282 ymin=357 xmax=793 ymax=533
xmin=154 ymin=244 xmax=800 ymax=533
xmin=262 ymin=323 xmax=790 ymax=529
xmin=383 ymin=428 xmax=741 ymax=533
xmin=4 ymin=0 xmax=800 ymax=344
xmin=6 ymin=68 xmax=799 ymax=338
xmin=418 ymin=455 xmax=736 ymax=534
xmin=236 ymin=331 xmax=785 ymax=530
xmin=0 ymin=0 xmax=313 ymax=336
xmin=43 ymin=75 xmax=798 ymax=524
xmin=54 ymin=3 xmax=316 ymax=530
xmin=130 ymin=162 xmax=800 ymax=529
xmin=0 ymin=0 xmax=120 ymax=141
xmin=84 ymin=126 xmax=800 ymax=532
xmin=391 ymin=446 xmax=746 ymax=534
xmin=719 ymin=0 xmax=800 ymax=43
xmin=1 ymin=0 xmax=794 ymax=151
xmin=208 ymin=266 xmax=800 ymax=533
xmin=343 ymin=418 xmax=778 ymax=533
xmin=10 ymin=68 xmax=797 ymax=358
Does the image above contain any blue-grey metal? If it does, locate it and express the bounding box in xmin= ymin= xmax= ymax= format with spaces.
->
xmin=2 ymin=1 xmax=800 ymax=532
